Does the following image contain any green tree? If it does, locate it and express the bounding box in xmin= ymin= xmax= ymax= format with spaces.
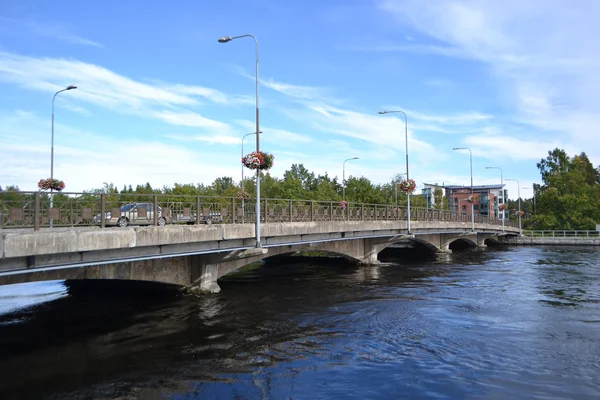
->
xmin=531 ymin=148 xmax=600 ymax=230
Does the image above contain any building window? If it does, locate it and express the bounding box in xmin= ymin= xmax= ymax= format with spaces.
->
xmin=461 ymin=205 xmax=466 ymax=214
xmin=474 ymin=205 xmax=479 ymax=210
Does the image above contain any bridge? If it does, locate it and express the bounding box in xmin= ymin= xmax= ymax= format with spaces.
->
xmin=0 ymin=192 xmax=520 ymax=292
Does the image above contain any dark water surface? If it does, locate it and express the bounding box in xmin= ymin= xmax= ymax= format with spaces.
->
xmin=0 ymin=246 xmax=599 ymax=399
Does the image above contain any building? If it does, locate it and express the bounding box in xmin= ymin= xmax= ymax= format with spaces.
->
xmin=422 ymin=183 xmax=507 ymax=219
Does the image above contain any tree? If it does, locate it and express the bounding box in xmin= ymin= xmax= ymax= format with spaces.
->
xmin=531 ymin=148 xmax=600 ymax=230
xmin=433 ymin=186 xmax=446 ymax=209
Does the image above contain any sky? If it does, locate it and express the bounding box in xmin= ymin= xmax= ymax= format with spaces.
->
xmin=0 ymin=0 xmax=598 ymax=201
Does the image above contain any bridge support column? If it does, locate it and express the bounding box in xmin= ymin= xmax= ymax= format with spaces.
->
xmin=190 ymin=254 xmax=225 ymax=293
xmin=190 ymin=248 xmax=269 ymax=293
xmin=476 ymin=233 xmax=498 ymax=248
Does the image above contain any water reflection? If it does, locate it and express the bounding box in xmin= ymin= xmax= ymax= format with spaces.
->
xmin=0 ymin=247 xmax=598 ymax=399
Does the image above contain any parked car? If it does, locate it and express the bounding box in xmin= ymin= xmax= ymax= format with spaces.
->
xmin=173 ymin=211 xmax=223 ymax=225
xmin=93 ymin=203 xmax=168 ymax=227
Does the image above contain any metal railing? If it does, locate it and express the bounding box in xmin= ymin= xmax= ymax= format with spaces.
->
xmin=522 ymin=230 xmax=600 ymax=238
xmin=0 ymin=191 xmax=518 ymax=231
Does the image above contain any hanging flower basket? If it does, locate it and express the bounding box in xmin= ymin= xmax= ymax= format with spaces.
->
xmin=516 ymin=210 xmax=525 ymax=217
xmin=242 ymin=151 xmax=274 ymax=170
xmin=38 ymin=178 xmax=65 ymax=191
xmin=466 ymin=194 xmax=480 ymax=204
xmin=339 ymin=200 xmax=348 ymax=209
xmin=235 ymin=190 xmax=251 ymax=199
xmin=499 ymin=203 xmax=508 ymax=211
xmin=398 ymin=179 xmax=416 ymax=194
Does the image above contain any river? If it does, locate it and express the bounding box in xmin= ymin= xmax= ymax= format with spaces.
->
xmin=0 ymin=245 xmax=599 ymax=399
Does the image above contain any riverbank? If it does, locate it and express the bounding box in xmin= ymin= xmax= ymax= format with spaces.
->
xmin=504 ymin=236 xmax=600 ymax=246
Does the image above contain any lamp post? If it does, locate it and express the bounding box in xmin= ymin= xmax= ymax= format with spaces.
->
xmin=379 ymin=110 xmax=411 ymax=233
xmin=241 ymin=131 xmax=261 ymax=220
xmin=485 ymin=166 xmax=504 ymax=232
xmin=453 ymin=147 xmax=474 ymax=232
xmin=506 ymin=178 xmax=521 ymax=235
xmin=342 ymin=157 xmax=359 ymax=201
xmin=219 ymin=34 xmax=262 ymax=247
xmin=50 ymin=85 xmax=77 ymax=227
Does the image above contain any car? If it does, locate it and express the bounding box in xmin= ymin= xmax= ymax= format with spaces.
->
xmin=93 ymin=203 xmax=168 ymax=227
xmin=174 ymin=211 xmax=223 ymax=225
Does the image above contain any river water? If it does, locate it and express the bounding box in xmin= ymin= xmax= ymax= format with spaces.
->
xmin=0 ymin=245 xmax=599 ymax=399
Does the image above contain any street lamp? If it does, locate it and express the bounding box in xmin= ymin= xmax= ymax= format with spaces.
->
xmin=485 ymin=166 xmax=504 ymax=232
xmin=453 ymin=147 xmax=474 ymax=232
xmin=50 ymin=84 xmax=77 ymax=227
xmin=379 ymin=110 xmax=411 ymax=234
xmin=342 ymin=157 xmax=359 ymax=201
xmin=505 ymin=178 xmax=522 ymax=235
xmin=219 ymin=34 xmax=262 ymax=247
xmin=241 ymin=131 xmax=262 ymax=219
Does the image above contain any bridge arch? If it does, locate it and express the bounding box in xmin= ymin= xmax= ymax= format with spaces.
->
xmin=448 ymin=237 xmax=478 ymax=251
xmin=406 ymin=238 xmax=442 ymax=254
xmin=483 ymin=236 xmax=501 ymax=246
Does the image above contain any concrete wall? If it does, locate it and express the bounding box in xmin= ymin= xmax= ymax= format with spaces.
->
xmin=0 ymin=221 xmax=517 ymax=262
xmin=0 ymin=257 xmax=191 ymax=286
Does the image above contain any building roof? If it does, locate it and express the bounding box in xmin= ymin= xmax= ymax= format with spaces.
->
xmin=443 ymin=184 xmax=505 ymax=190
xmin=422 ymin=183 xmax=505 ymax=190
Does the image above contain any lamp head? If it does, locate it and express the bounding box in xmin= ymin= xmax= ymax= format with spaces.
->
xmin=452 ymin=147 xmax=460 ymax=150
xmin=352 ymin=157 xmax=359 ymax=160
xmin=218 ymin=36 xmax=233 ymax=43
xmin=66 ymin=85 xmax=77 ymax=90
xmin=378 ymin=111 xmax=387 ymax=115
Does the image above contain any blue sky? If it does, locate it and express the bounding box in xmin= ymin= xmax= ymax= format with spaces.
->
xmin=1 ymin=0 xmax=597 ymax=200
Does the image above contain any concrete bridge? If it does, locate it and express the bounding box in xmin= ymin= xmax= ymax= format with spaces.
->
xmin=0 ymin=193 xmax=519 ymax=291
xmin=0 ymin=221 xmax=518 ymax=292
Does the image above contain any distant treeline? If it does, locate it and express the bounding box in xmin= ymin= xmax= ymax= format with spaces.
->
xmin=1 ymin=164 xmax=435 ymax=208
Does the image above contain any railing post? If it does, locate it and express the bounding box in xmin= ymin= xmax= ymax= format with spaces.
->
xmin=330 ymin=201 xmax=333 ymax=221
xmin=232 ymin=197 xmax=236 ymax=224
xmin=100 ymin=194 xmax=105 ymax=229
xmin=153 ymin=195 xmax=158 ymax=226
xmin=264 ymin=198 xmax=268 ymax=223
xmin=34 ymin=192 xmax=41 ymax=231
xmin=289 ymin=200 xmax=293 ymax=222
xmin=361 ymin=204 xmax=364 ymax=220
xmin=196 ymin=196 xmax=201 ymax=225
xmin=374 ymin=205 xmax=377 ymax=221
xmin=311 ymin=201 xmax=315 ymax=222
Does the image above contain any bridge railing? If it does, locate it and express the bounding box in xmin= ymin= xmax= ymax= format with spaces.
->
xmin=0 ymin=192 xmax=517 ymax=231
xmin=522 ymin=230 xmax=600 ymax=238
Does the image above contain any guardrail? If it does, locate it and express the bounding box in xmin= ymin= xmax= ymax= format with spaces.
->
xmin=0 ymin=191 xmax=517 ymax=231
xmin=522 ymin=230 xmax=600 ymax=238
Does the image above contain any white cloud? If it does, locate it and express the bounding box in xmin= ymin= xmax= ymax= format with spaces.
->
xmin=0 ymin=112 xmax=241 ymax=191
xmin=156 ymin=110 xmax=230 ymax=130
xmin=376 ymin=0 xmax=600 ymax=162
xmin=234 ymin=119 xmax=312 ymax=145
xmin=0 ymin=52 xmax=249 ymax=135
xmin=0 ymin=17 xmax=104 ymax=48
